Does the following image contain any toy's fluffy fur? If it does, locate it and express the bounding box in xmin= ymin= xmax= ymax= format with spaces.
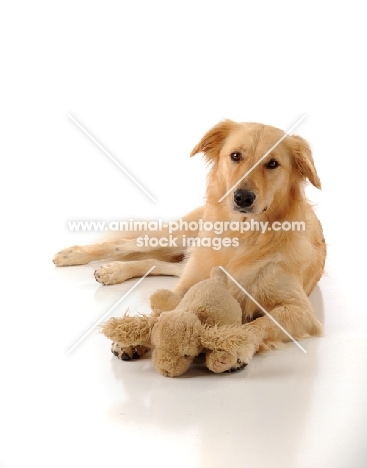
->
xmin=102 ymin=268 xmax=246 ymax=377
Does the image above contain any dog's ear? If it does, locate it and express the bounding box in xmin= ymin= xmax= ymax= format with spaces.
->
xmin=190 ymin=120 xmax=236 ymax=161
xmin=288 ymin=135 xmax=321 ymax=189
xmin=101 ymin=314 xmax=157 ymax=348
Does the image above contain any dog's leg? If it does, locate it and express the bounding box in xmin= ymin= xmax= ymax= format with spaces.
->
xmin=53 ymin=206 xmax=204 ymax=267
xmin=206 ymin=294 xmax=321 ymax=373
xmin=228 ymin=284 xmax=322 ymax=369
xmin=53 ymin=239 xmax=135 ymax=266
xmin=235 ymin=301 xmax=321 ymax=368
xmin=211 ymin=263 xmax=323 ymax=371
xmin=53 ymin=238 xmax=186 ymax=266
xmin=94 ymin=259 xmax=185 ymax=285
xmin=172 ymin=254 xmax=212 ymax=296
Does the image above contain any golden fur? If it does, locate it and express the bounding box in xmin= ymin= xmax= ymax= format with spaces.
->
xmin=54 ymin=120 xmax=326 ymax=366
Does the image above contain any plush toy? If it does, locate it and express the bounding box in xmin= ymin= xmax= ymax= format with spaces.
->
xmin=102 ymin=267 xmax=248 ymax=377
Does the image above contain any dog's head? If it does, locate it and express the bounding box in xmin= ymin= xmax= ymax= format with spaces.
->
xmin=191 ymin=120 xmax=321 ymax=217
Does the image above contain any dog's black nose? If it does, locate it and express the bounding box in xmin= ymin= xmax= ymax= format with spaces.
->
xmin=234 ymin=189 xmax=256 ymax=208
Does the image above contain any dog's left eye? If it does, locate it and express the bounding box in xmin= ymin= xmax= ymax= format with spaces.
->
xmin=230 ymin=152 xmax=242 ymax=162
xmin=265 ymin=159 xmax=279 ymax=169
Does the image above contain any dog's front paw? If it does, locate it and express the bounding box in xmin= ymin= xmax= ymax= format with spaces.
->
xmin=206 ymin=350 xmax=248 ymax=374
xmin=111 ymin=342 xmax=149 ymax=361
xmin=94 ymin=262 xmax=129 ymax=285
xmin=53 ymin=246 xmax=90 ymax=266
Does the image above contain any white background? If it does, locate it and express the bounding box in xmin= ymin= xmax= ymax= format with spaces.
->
xmin=1 ymin=2 xmax=366 ymax=468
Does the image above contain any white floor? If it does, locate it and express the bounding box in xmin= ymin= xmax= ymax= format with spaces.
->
xmin=1 ymin=2 xmax=367 ymax=467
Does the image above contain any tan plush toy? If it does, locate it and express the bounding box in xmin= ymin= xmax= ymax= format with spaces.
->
xmin=102 ymin=267 xmax=248 ymax=377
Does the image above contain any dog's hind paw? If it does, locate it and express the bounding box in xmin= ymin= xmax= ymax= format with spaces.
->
xmin=53 ymin=246 xmax=90 ymax=266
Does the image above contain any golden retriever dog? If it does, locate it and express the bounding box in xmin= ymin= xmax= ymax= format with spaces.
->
xmin=54 ymin=120 xmax=326 ymax=371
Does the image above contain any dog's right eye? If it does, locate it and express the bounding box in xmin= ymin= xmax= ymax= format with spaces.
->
xmin=230 ymin=152 xmax=242 ymax=162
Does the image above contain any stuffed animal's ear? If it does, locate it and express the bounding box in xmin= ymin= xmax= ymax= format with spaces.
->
xmin=101 ymin=314 xmax=157 ymax=348
xmin=287 ymin=134 xmax=321 ymax=189
xmin=150 ymin=289 xmax=181 ymax=315
xmin=190 ymin=120 xmax=236 ymax=161
xmin=200 ymin=324 xmax=248 ymax=353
